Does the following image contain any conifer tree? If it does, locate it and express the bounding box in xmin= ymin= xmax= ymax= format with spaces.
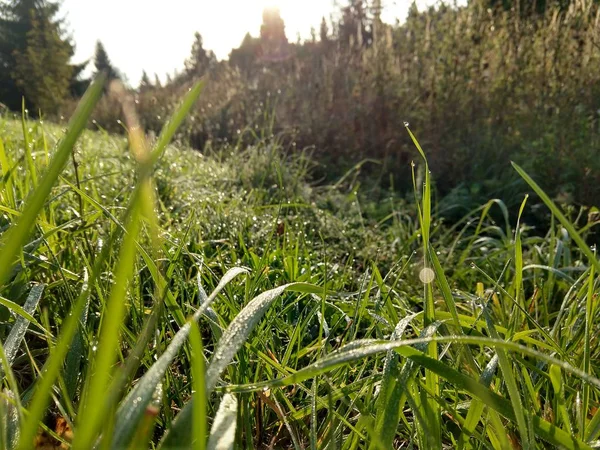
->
xmin=184 ymin=32 xmax=216 ymax=78
xmin=153 ymin=73 xmax=162 ymax=88
xmin=70 ymin=60 xmax=91 ymax=96
xmin=319 ymin=16 xmax=329 ymax=42
xmin=93 ymin=40 xmax=120 ymax=81
xmin=139 ymin=70 xmax=152 ymax=90
xmin=229 ymin=32 xmax=260 ymax=74
xmin=0 ymin=0 xmax=73 ymax=112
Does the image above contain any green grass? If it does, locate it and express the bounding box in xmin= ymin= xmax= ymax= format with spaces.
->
xmin=0 ymin=82 xmax=599 ymax=449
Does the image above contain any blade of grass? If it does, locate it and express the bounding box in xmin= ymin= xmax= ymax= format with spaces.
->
xmin=15 ymin=198 xmax=131 ymax=450
xmin=206 ymin=394 xmax=238 ymax=450
xmin=0 ymin=136 xmax=16 ymax=209
xmin=63 ymin=269 xmax=91 ymax=402
xmin=159 ymin=283 xmax=320 ymax=449
xmin=149 ymin=80 xmax=205 ymax=167
xmin=456 ymin=355 xmax=499 ymax=449
xmin=107 ymin=268 xmax=249 ymax=449
xmin=513 ymin=195 xmax=528 ymax=327
xmin=582 ymin=252 xmax=596 ymax=439
xmin=512 ymin=162 xmax=600 ymax=273
xmin=0 ymin=75 xmax=105 ymax=288
xmin=549 ymin=364 xmax=573 ymax=433
xmin=225 ymin=337 xmax=594 ymax=449
xmin=481 ymin=304 xmax=531 ymax=448
xmin=3 ymin=284 xmax=44 ymax=368
xmin=71 ymin=200 xmax=143 ymax=450
xmin=372 ymin=320 xmax=439 ymax=448
xmin=190 ymin=322 xmax=207 ymax=450
xmin=0 ymin=296 xmax=43 ymax=332
xmin=405 ymin=124 xmax=440 ymax=447
xmin=0 ymin=340 xmax=24 ymax=445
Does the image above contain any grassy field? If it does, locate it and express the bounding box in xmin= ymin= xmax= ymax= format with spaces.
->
xmin=0 ymin=80 xmax=599 ymax=449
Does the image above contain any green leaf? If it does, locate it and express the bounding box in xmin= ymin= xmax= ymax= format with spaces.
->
xmin=0 ymin=389 xmax=20 ymax=450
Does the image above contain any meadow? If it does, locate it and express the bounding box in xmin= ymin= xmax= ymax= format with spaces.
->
xmin=0 ymin=78 xmax=599 ymax=449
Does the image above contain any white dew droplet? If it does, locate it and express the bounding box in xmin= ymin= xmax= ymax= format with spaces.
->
xmin=419 ymin=268 xmax=435 ymax=284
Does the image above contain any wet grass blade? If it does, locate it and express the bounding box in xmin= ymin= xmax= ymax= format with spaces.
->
xmin=0 ymin=340 xmax=24 ymax=447
xmin=512 ymin=162 xmax=600 ymax=273
xmin=0 ymin=136 xmax=16 ymax=209
xmin=0 ymin=388 xmax=20 ymax=450
xmin=225 ymin=336 xmax=597 ymax=449
xmin=481 ymin=306 xmax=530 ymax=448
xmin=456 ymin=355 xmax=499 ymax=449
xmin=159 ymin=283 xmax=318 ymax=449
xmin=63 ymin=269 xmax=91 ymax=402
xmin=71 ymin=201 xmax=143 ymax=450
xmin=150 ymin=80 xmax=205 ymax=166
xmin=0 ymin=75 xmax=105 ymax=288
xmin=405 ymin=125 xmax=440 ymax=447
xmin=108 ymin=268 xmax=248 ymax=449
xmin=3 ymin=284 xmax=44 ymax=367
xmin=582 ymin=256 xmax=596 ymax=439
xmin=373 ymin=321 xmax=439 ymax=448
xmin=0 ymin=297 xmax=42 ymax=330
xmin=206 ymin=394 xmax=238 ymax=450
xmin=190 ymin=322 xmax=207 ymax=450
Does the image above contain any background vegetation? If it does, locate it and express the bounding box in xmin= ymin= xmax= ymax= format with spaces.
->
xmin=2 ymin=0 xmax=600 ymax=208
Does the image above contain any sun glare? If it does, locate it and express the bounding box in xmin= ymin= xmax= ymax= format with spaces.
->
xmin=251 ymin=0 xmax=287 ymax=11
xmin=246 ymin=0 xmax=323 ymax=42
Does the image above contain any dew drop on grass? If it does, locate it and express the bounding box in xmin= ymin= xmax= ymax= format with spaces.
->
xmin=419 ymin=268 xmax=435 ymax=284
xmin=403 ymin=121 xmax=410 ymax=127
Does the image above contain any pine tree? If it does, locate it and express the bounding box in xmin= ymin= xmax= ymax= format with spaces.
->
xmin=339 ymin=0 xmax=372 ymax=48
xmin=70 ymin=60 xmax=90 ymax=96
xmin=184 ymin=32 xmax=216 ymax=78
xmin=0 ymin=0 xmax=73 ymax=112
xmin=93 ymin=40 xmax=119 ymax=81
xmin=319 ymin=16 xmax=329 ymax=42
xmin=229 ymin=33 xmax=260 ymax=74
xmin=153 ymin=73 xmax=162 ymax=88
xmin=139 ymin=70 xmax=152 ymax=90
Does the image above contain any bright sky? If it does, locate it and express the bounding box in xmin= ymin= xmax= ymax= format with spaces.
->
xmin=62 ymin=0 xmax=427 ymax=86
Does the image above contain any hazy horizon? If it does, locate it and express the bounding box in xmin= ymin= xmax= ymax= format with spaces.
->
xmin=61 ymin=0 xmax=428 ymax=85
